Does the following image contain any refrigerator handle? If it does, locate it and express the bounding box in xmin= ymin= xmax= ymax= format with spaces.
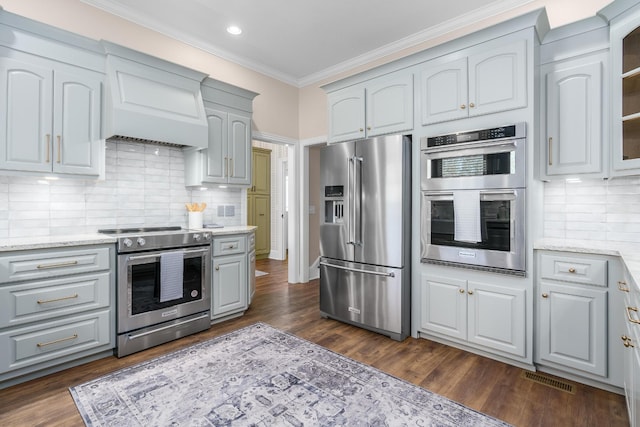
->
xmin=355 ymin=156 xmax=363 ymax=247
xmin=319 ymin=261 xmax=395 ymax=278
xmin=347 ymin=156 xmax=355 ymax=246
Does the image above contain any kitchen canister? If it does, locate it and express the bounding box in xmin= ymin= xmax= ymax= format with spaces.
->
xmin=188 ymin=211 xmax=203 ymax=229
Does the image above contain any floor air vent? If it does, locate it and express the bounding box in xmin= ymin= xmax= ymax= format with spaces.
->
xmin=522 ymin=371 xmax=575 ymax=394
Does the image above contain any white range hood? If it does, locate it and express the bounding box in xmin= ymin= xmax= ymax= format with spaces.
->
xmin=102 ymin=41 xmax=209 ymax=149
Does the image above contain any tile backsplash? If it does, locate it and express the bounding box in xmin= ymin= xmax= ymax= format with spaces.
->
xmin=543 ymin=176 xmax=640 ymax=243
xmin=0 ymin=140 xmax=244 ymax=239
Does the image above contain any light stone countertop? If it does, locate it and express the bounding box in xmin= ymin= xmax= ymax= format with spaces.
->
xmin=535 ymin=238 xmax=640 ymax=289
xmin=0 ymin=226 xmax=257 ymax=252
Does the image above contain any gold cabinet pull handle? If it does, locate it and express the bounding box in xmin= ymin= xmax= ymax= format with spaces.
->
xmin=460 ymin=104 xmax=466 ymax=110
xmin=458 ymin=288 xmax=465 ymax=294
xmin=229 ymin=158 xmax=233 ymax=177
xmin=36 ymin=260 xmax=79 ymax=269
xmin=627 ymin=306 xmax=640 ymax=324
xmin=542 ymin=293 xmax=549 ymax=298
xmin=37 ymin=294 xmax=79 ymax=304
xmin=469 ymin=102 xmax=475 ymax=108
xmin=45 ymin=134 xmax=51 ymax=163
xmin=359 ymin=128 xmax=364 ymax=132
xmin=548 ymin=137 xmax=553 ymax=166
xmin=224 ymin=157 xmax=228 ymax=177
xmin=215 ymin=265 xmax=220 ymax=271
xmin=56 ymin=135 xmax=61 ymax=163
xmin=37 ymin=334 xmax=78 ymax=348
xmin=467 ymin=290 xmax=474 ymax=295
xmin=619 ymin=281 xmax=630 ymax=292
xmin=367 ymin=126 xmax=371 ymax=131
xmin=568 ymin=267 xmax=576 ymax=273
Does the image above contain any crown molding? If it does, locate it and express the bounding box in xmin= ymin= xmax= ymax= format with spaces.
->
xmin=83 ymin=0 xmax=533 ymax=88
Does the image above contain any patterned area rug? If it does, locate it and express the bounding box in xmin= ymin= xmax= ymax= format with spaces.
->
xmin=70 ymin=323 xmax=511 ymax=426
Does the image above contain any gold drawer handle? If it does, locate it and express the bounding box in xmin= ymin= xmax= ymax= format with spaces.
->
xmin=37 ymin=294 xmax=79 ymax=304
xmin=36 ymin=260 xmax=79 ymax=269
xmin=619 ymin=281 xmax=630 ymax=292
xmin=568 ymin=267 xmax=576 ymax=273
xmin=37 ymin=334 xmax=78 ymax=348
xmin=542 ymin=293 xmax=549 ymax=298
xmin=459 ymin=288 xmax=465 ymax=294
xmin=467 ymin=290 xmax=474 ymax=295
xmin=627 ymin=307 xmax=640 ymax=324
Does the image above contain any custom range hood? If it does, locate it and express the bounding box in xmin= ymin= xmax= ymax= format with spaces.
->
xmin=102 ymin=41 xmax=208 ymax=149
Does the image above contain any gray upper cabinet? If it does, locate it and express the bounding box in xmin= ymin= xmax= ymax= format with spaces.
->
xmin=420 ymin=39 xmax=527 ymax=125
xmin=0 ymin=11 xmax=105 ymax=178
xmin=201 ymin=109 xmax=251 ymax=185
xmin=0 ymin=55 xmax=102 ymax=176
xmin=540 ymin=53 xmax=607 ymax=179
xmin=184 ymin=78 xmax=258 ymax=187
xmin=326 ymin=72 xmax=413 ymax=143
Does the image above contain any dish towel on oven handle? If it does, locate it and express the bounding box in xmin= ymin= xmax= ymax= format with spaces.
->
xmin=453 ymin=190 xmax=482 ymax=243
xmin=160 ymin=251 xmax=184 ymax=302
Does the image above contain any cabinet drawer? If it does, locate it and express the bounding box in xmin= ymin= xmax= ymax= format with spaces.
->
xmin=0 ymin=272 xmax=111 ymax=328
xmin=213 ymin=235 xmax=246 ymax=256
xmin=540 ymin=254 xmax=608 ymax=286
xmin=0 ymin=309 xmax=111 ymax=373
xmin=0 ymin=247 xmax=111 ymax=283
xmin=248 ymin=232 xmax=256 ymax=252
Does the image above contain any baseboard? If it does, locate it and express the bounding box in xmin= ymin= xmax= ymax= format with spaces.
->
xmin=308 ymin=256 xmax=320 ymax=280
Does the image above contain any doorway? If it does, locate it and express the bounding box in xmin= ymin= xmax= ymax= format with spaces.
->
xmin=249 ymin=140 xmax=289 ymax=263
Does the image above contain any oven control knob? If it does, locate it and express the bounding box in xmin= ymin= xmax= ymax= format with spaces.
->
xmin=137 ymin=237 xmax=146 ymax=247
xmin=193 ymin=233 xmax=202 ymax=242
xmin=203 ymin=233 xmax=211 ymax=240
xmin=123 ymin=238 xmax=133 ymax=248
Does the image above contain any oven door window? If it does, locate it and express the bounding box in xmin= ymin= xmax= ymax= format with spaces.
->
xmin=130 ymin=255 xmax=203 ymax=315
xmin=431 ymin=200 xmax=511 ymax=251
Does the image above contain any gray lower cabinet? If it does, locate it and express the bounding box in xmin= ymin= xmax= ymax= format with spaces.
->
xmin=0 ymin=245 xmax=115 ymax=387
xmin=535 ymin=251 xmax=624 ymax=390
xmin=211 ymin=234 xmax=248 ymax=320
xmin=620 ymin=266 xmax=640 ymax=427
xmin=248 ymin=231 xmax=256 ymax=305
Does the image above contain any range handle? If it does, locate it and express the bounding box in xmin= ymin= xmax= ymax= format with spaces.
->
xmin=320 ymin=261 xmax=395 ymax=278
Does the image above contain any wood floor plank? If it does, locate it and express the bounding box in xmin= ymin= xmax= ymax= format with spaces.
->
xmin=0 ymin=258 xmax=628 ymax=427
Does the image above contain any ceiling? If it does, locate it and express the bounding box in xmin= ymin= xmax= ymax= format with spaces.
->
xmin=80 ymin=0 xmax=600 ymax=87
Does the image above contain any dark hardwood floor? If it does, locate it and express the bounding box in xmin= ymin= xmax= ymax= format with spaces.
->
xmin=0 ymin=258 xmax=628 ymax=426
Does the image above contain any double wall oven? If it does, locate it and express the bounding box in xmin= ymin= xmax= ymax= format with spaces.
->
xmin=100 ymin=227 xmax=212 ymax=357
xmin=420 ymin=123 xmax=527 ymax=275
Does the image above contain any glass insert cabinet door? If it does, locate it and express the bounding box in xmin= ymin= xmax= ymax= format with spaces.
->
xmin=612 ymin=17 xmax=640 ymax=174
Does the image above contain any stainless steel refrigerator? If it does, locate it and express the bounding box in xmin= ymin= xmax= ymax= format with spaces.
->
xmin=319 ymin=134 xmax=411 ymax=341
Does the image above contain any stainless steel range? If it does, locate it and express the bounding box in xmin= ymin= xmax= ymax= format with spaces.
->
xmin=99 ymin=226 xmax=212 ymax=357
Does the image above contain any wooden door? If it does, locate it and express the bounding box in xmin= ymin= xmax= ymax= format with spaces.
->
xmin=248 ymin=147 xmax=271 ymax=259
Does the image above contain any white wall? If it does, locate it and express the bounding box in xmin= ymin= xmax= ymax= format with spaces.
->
xmin=0 ymin=140 xmax=243 ymax=239
xmin=543 ymin=177 xmax=640 ymax=243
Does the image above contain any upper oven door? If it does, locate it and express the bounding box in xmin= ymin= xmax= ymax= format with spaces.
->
xmin=421 ymin=189 xmax=526 ymax=273
xmin=421 ymin=138 xmax=526 ymax=191
xmin=117 ymin=245 xmax=211 ymax=333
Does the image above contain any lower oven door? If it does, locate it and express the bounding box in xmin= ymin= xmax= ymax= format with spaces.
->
xmin=117 ymin=245 xmax=211 ymax=334
xmin=421 ymin=189 xmax=526 ymax=274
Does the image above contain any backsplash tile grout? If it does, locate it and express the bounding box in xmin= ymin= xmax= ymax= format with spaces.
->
xmin=543 ymin=177 xmax=640 ymax=243
xmin=0 ymin=140 xmax=243 ymax=239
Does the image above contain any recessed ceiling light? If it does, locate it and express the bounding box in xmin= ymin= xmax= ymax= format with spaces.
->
xmin=226 ymin=25 xmax=242 ymax=35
